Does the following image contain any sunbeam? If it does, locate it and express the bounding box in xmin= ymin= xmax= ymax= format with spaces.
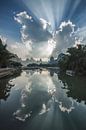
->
xmin=22 ymin=0 xmax=84 ymax=32
xmin=22 ymin=0 xmax=69 ymax=32
xmin=1 ymin=0 xmax=86 ymax=59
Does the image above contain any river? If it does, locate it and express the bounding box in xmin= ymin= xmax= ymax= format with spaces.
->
xmin=0 ymin=69 xmax=86 ymax=130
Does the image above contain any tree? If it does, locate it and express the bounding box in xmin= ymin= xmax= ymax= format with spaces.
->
xmin=0 ymin=39 xmax=14 ymax=67
xmin=50 ymin=56 xmax=54 ymax=62
xmin=58 ymin=54 xmax=69 ymax=71
xmin=58 ymin=44 xmax=86 ymax=75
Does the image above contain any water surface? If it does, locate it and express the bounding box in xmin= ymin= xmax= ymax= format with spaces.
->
xmin=0 ymin=69 xmax=86 ymax=130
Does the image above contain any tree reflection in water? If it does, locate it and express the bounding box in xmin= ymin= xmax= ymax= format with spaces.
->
xmin=0 ymin=78 xmax=13 ymax=101
xmin=58 ymin=73 xmax=86 ymax=104
xmin=48 ymin=69 xmax=86 ymax=104
xmin=0 ymin=72 xmax=21 ymax=101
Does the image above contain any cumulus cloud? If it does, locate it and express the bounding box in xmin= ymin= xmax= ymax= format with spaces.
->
xmin=52 ymin=21 xmax=77 ymax=57
xmin=58 ymin=20 xmax=75 ymax=33
xmin=14 ymin=11 xmax=83 ymax=59
xmin=14 ymin=11 xmax=33 ymax=55
xmin=14 ymin=11 xmax=32 ymax=24
xmin=14 ymin=11 xmax=54 ymax=59
xmin=1 ymin=11 xmax=84 ymax=60
xmin=9 ymin=18 xmax=82 ymax=59
xmin=14 ymin=11 xmax=51 ymax=42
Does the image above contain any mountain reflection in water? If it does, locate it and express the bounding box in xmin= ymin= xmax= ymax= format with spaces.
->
xmin=0 ymin=69 xmax=86 ymax=130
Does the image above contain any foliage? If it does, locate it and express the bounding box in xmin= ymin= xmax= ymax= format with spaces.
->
xmin=58 ymin=44 xmax=86 ymax=75
xmin=10 ymin=61 xmax=22 ymax=68
xmin=0 ymin=39 xmax=14 ymax=67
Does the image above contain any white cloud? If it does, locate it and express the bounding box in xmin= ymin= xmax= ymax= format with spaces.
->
xmin=14 ymin=11 xmax=32 ymax=24
xmin=2 ymin=11 xmax=85 ymax=60
xmin=14 ymin=11 xmax=55 ymax=59
xmin=8 ymin=18 xmax=83 ymax=59
xmin=58 ymin=20 xmax=75 ymax=34
xmin=14 ymin=11 xmax=33 ymax=59
xmin=16 ymin=12 xmax=78 ymax=58
xmin=52 ymin=21 xmax=77 ymax=57
xmin=8 ymin=42 xmax=30 ymax=60
xmin=40 ymin=18 xmax=51 ymax=30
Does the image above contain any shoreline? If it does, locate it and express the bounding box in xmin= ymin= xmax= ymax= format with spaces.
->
xmin=0 ymin=68 xmax=21 ymax=79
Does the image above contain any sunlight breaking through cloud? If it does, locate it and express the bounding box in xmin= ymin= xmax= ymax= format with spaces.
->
xmin=2 ymin=0 xmax=85 ymax=60
xmin=12 ymin=12 xmax=86 ymax=59
xmin=14 ymin=11 xmax=77 ymax=59
xmin=1 ymin=0 xmax=86 ymax=60
xmin=22 ymin=0 xmax=69 ymax=31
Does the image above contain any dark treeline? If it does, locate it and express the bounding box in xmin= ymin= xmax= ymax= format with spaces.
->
xmin=0 ymin=39 xmax=14 ymax=67
xmin=58 ymin=44 xmax=86 ymax=75
xmin=27 ymin=63 xmax=58 ymax=68
xmin=27 ymin=44 xmax=86 ymax=75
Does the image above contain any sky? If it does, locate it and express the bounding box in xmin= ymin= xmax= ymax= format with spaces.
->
xmin=0 ymin=0 xmax=86 ymax=60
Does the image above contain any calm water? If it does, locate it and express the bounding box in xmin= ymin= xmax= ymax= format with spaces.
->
xmin=0 ymin=69 xmax=86 ymax=130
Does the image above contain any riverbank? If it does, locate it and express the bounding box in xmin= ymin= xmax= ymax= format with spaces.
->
xmin=0 ymin=68 xmax=21 ymax=79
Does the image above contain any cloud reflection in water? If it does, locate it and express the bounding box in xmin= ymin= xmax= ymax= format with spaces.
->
xmin=12 ymin=70 xmax=76 ymax=122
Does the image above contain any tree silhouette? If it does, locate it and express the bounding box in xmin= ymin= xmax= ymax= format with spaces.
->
xmin=0 ymin=39 xmax=14 ymax=67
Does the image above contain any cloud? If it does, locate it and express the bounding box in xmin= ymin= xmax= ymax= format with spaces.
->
xmin=22 ymin=0 xmax=70 ymax=31
xmin=8 ymin=18 xmax=83 ymax=59
xmin=14 ymin=12 xmax=80 ymax=59
xmin=0 ymin=34 xmax=32 ymax=60
xmin=8 ymin=42 xmax=30 ymax=60
xmin=14 ymin=11 xmax=54 ymax=59
xmin=14 ymin=11 xmax=52 ymax=42
xmin=14 ymin=11 xmax=32 ymax=24
xmin=2 ymin=11 xmax=85 ymax=60
xmin=40 ymin=18 xmax=51 ymax=31
xmin=74 ymin=26 xmax=86 ymax=45
xmin=58 ymin=20 xmax=75 ymax=33
xmin=15 ymin=12 xmax=83 ymax=59
xmin=14 ymin=11 xmax=33 ymax=54
xmin=52 ymin=21 xmax=77 ymax=57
